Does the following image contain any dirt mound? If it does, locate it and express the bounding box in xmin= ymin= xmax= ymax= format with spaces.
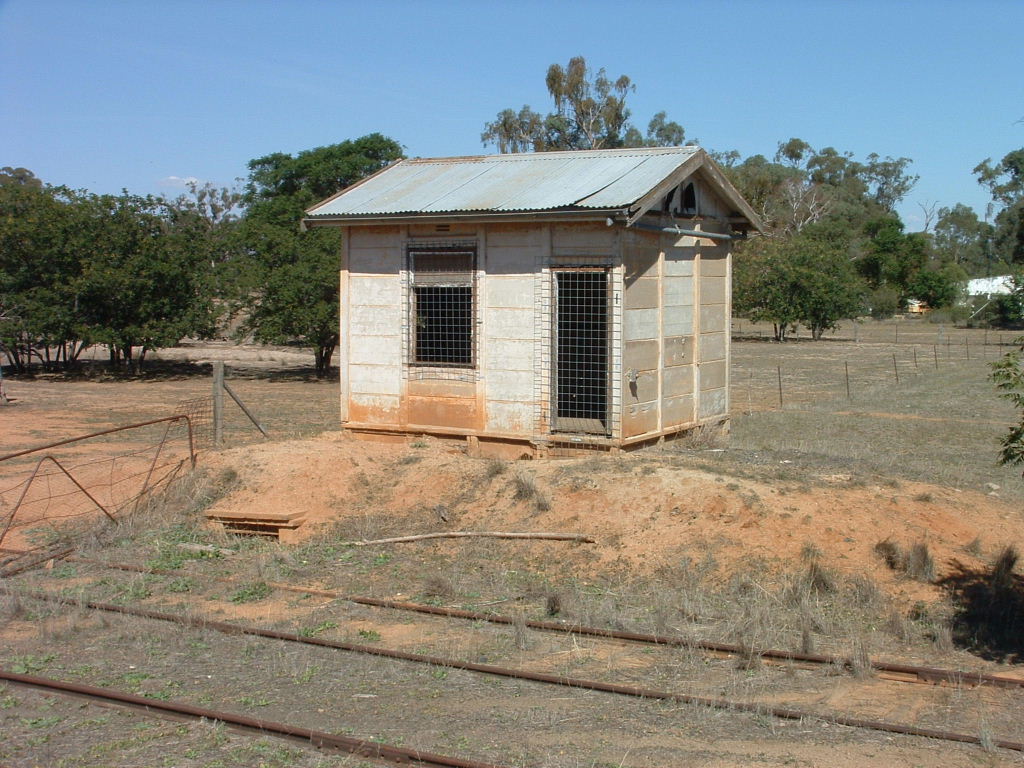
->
xmin=205 ymin=432 xmax=1022 ymax=602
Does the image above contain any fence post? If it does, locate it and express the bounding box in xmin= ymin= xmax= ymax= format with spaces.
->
xmin=965 ymin=336 xmax=970 ymax=360
xmin=777 ymin=366 xmax=783 ymax=410
xmin=933 ymin=345 xmax=938 ymax=369
xmin=913 ymin=347 xmax=918 ymax=369
xmin=845 ymin=361 xmax=851 ymax=400
xmin=892 ymin=353 xmax=900 ymax=384
xmin=213 ymin=361 xmax=224 ymax=448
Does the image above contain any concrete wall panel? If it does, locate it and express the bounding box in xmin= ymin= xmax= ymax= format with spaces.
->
xmin=484 ymin=338 xmax=533 ymax=371
xmin=623 ymin=370 xmax=658 ymax=404
xmin=351 ymin=305 xmax=401 ymax=336
xmin=701 ymin=276 xmax=727 ymax=305
xmin=624 ymin=308 xmax=659 ymax=341
xmin=485 ymin=276 xmax=534 ymax=308
xmin=624 ymin=339 xmax=659 ymax=371
xmin=662 ymin=395 xmax=694 ymax=428
xmin=699 ymin=304 xmax=727 ymax=333
xmin=700 ymin=359 xmax=727 ymax=390
xmin=700 ymin=332 xmax=727 ymax=363
xmin=664 ymin=251 xmax=696 ymax=276
xmin=485 ymin=369 xmax=534 ymax=401
xmin=487 ymin=307 xmax=533 ymax=339
xmin=485 ymin=401 xmax=533 ymax=434
xmin=663 ymin=277 xmax=694 ymax=306
xmin=625 ymin=277 xmax=659 ymax=309
xmin=698 ymin=388 xmax=728 ymax=419
xmin=349 ymin=334 xmax=401 ymax=366
xmin=623 ymin=401 xmax=659 ymax=437
xmin=350 ymin=276 xmax=401 ymax=306
xmin=349 ymin=247 xmax=402 ymax=274
xmin=662 ymin=364 xmax=694 ymax=397
xmin=348 ymin=364 xmax=401 ymax=395
xmin=663 ymin=305 xmax=694 ymax=337
xmin=664 ymin=335 xmax=694 ymax=366
xmin=348 ymin=393 xmax=400 ymax=424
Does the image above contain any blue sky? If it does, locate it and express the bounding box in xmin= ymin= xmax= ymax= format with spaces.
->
xmin=2 ymin=0 xmax=1022 ymax=228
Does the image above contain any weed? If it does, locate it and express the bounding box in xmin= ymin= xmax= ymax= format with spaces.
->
xmin=799 ymin=541 xmax=823 ymax=562
xmin=422 ymin=575 xmax=453 ymax=599
xmin=358 ymin=629 xmax=382 ymax=642
xmin=167 ymin=577 xmax=194 ymax=593
xmin=512 ymin=609 xmax=529 ymax=650
xmin=397 ymin=454 xmax=421 ymax=465
xmin=410 ymin=439 xmax=428 ymax=449
xmin=230 ymin=581 xmax=272 ymax=603
xmin=484 ymin=458 xmax=507 ymax=479
xmin=512 ymin=470 xmax=539 ymax=501
xmin=239 ymin=695 xmax=271 ymax=708
xmin=11 ymin=654 xmax=56 ymax=674
xmin=874 ymin=539 xmax=902 ymax=570
xmin=372 ymin=552 xmax=392 ymax=567
xmin=294 ymin=665 xmax=319 ymax=684
xmin=904 ymin=542 xmax=935 ymax=582
xmin=804 ymin=560 xmax=837 ymax=594
xmin=298 ymin=620 xmax=338 ymax=638
xmin=545 ymin=592 xmax=563 ymax=617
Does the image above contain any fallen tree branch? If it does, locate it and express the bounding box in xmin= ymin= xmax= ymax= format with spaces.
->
xmin=341 ymin=531 xmax=595 ymax=547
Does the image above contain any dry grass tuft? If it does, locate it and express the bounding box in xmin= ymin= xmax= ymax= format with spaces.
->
xmin=904 ymin=542 xmax=936 ymax=582
xmin=873 ymin=539 xmax=902 ymax=570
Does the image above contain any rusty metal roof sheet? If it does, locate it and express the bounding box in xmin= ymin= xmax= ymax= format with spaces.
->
xmin=306 ymin=146 xmax=703 ymax=218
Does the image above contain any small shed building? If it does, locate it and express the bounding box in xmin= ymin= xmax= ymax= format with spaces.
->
xmin=304 ymin=146 xmax=762 ymax=457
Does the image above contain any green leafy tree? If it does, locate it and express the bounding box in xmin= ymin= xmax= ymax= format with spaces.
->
xmin=240 ymin=134 xmax=404 ymax=377
xmin=482 ymin=56 xmax=684 ymax=153
xmin=0 ymin=178 xmax=89 ymax=370
xmin=734 ymin=231 xmax=865 ymax=340
xmin=991 ymin=332 xmax=1024 ymax=473
xmin=75 ymin=192 xmax=217 ymax=369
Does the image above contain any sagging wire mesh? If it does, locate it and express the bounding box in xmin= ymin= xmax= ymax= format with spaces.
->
xmin=175 ymin=395 xmax=214 ymax=448
xmin=554 ymin=269 xmax=610 ymax=434
xmin=408 ymin=248 xmax=476 ymax=367
xmin=0 ymin=417 xmax=195 ymax=574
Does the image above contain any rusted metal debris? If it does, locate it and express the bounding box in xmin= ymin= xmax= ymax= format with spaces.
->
xmin=0 ymin=669 xmax=509 ymax=768
xmin=12 ymin=588 xmax=1024 ymax=753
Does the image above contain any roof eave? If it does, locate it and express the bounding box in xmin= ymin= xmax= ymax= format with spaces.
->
xmin=303 ymin=207 xmax=628 ymax=228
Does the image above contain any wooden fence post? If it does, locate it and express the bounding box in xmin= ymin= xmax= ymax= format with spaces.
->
xmin=213 ymin=361 xmax=224 ymax=448
xmin=845 ymin=361 xmax=851 ymax=400
xmin=777 ymin=366 xmax=783 ymax=409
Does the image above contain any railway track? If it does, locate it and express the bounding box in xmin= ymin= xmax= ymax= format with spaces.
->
xmin=9 ymin=587 xmax=1024 ymax=755
xmin=0 ymin=669 xmax=509 ymax=768
xmin=8 ymin=549 xmax=1023 ymax=692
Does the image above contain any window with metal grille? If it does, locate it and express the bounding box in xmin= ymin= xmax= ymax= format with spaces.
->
xmin=553 ymin=269 xmax=610 ymax=434
xmin=408 ymin=248 xmax=476 ymax=367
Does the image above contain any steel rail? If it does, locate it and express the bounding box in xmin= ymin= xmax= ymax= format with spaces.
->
xmin=12 ymin=588 xmax=1024 ymax=754
xmin=0 ymin=669 xmax=509 ymax=768
xmin=17 ymin=552 xmax=1024 ymax=692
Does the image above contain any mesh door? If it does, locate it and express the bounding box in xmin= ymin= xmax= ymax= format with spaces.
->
xmin=553 ymin=270 xmax=610 ymax=434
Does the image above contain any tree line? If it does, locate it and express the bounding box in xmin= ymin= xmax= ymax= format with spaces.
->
xmin=483 ymin=56 xmax=1024 ymax=340
xmin=0 ymin=134 xmax=403 ymax=376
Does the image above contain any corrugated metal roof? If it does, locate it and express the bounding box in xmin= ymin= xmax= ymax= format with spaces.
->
xmin=306 ymin=146 xmax=702 ymax=218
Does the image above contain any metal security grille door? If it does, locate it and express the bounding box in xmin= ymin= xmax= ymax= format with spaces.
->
xmin=553 ymin=269 xmax=610 ymax=434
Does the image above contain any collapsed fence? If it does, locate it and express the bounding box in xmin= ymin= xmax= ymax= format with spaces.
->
xmin=0 ymin=414 xmax=201 ymax=575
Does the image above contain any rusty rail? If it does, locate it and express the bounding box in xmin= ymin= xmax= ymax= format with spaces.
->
xmin=0 ymin=670 xmax=509 ymax=768
xmin=22 ymin=553 xmax=1024 ymax=691
xmin=12 ymin=588 xmax=1024 ymax=753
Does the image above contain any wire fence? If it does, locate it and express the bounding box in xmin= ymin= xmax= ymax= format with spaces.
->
xmin=0 ymin=414 xmax=197 ymax=576
xmin=733 ymin=338 xmax=1007 ymax=414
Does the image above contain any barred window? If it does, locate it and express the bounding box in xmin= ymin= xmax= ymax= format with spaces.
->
xmin=408 ymin=248 xmax=476 ymax=367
